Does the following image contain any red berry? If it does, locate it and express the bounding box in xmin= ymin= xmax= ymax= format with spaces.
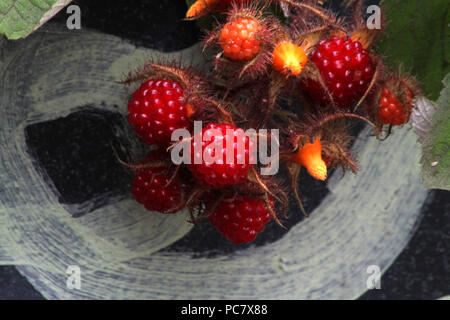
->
xmin=127 ymin=79 xmax=193 ymax=146
xmin=302 ymin=36 xmax=375 ymax=108
xmin=209 ymin=195 xmax=272 ymax=244
xmin=131 ymin=150 xmax=185 ymax=214
xmin=219 ymin=17 xmax=261 ymax=61
xmin=188 ymin=123 xmax=255 ymax=188
xmin=377 ymin=88 xmax=409 ymax=125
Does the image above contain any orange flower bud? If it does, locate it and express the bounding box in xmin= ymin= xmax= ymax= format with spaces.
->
xmin=291 ymin=137 xmax=327 ymax=181
xmin=186 ymin=0 xmax=219 ymax=19
xmin=272 ymin=41 xmax=308 ymax=76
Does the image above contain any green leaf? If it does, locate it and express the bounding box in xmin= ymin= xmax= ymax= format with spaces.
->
xmin=421 ymin=73 xmax=450 ymax=190
xmin=0 ymin=0 xmax=72 ymax=40
xmin=379 ymin=0 xmax=450 ymax=100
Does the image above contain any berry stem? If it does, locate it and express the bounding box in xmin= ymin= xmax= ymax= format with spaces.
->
xmin=238 ymin=50 xmax=263 ymax=79
xmin=309 ymin=61 xmax=337 ymax=109
xmin=280 ymin=0 xmax=340 ymax=28
xmin=263 ymin=192 xmax=286 ymax=229
xmin=203 ymin=96 xmax=235 ymax=124
xmin=353 ymin=58 xmax=382 ymax=113
xmin=286 ymin=162 xmax=308 ymax=218
xmin=261 ymin=73 xmax=285 ymax=127
xmin=312 ymin=113 xmax=378 ymax=136
xmin=247 ymin=167 xmax=283 ymax=204
xmin=116 ymin=155 xmax=171 ymax=171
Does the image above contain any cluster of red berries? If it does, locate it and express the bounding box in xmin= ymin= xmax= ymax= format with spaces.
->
xmin=127 ymin=78 xmax=271 ymax=244
xmin=123 ymin=0 xmax=421 ymax=245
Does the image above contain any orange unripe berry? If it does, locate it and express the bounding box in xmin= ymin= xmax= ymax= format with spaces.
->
xmin=186 ymin=0 xmax=219 ymax=18
xmin=219 ymin=17 xmax=261 ymax=61
xmin=272 ymin=41 xmax=308 ymax=76
xmin=186 ymin=0 xmax=252 ymax=17
xmin=291 ymin=138 xmax=327 ymax=181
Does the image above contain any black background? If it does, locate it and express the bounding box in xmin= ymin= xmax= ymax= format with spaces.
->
xmin=0 ymin=0 xmax=448 ymax=300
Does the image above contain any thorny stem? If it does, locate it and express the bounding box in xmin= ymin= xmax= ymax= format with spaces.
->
xmin=148 ymin=63 xmax=190 ymax=86
xmin=274 ymin=108 xmax=299 ymax=121
xmin=167 ymin=136 xmax=194 ymax=153
xmin=332 ymin=143 xmax=359 ymax=173
xmin=203 ymin=97 xmax=235 ymax=124
xmin=353 ymin=59 xmax=382 ymax=113
xmin=288 ymin=163 xmax=308 ymax=218
xmin=280 ymin=0 xmax=340 ymax=27
xmin=261 ymin=73 xmax=285 ymax=127
xmin=239 ymin=50 xmax=263 ymax=79
xmin=248 ymin=167 xmax=283 ymax=204
xmin=112 ymin=146 xmax=171 ymax=170
xmin=117 ymin=159 xmax=170 ymax=170
xmin=312 ymin=113 xmax=378 ymax=135
xmin=164 ymin=165 xmax=181 ymax=188
xmin=306 ymin=62 xmax=337 ymax=109
xmin=264 ymin=192 xmax=287 ymax=229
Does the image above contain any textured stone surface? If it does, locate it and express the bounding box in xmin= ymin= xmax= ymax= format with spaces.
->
xmin=360 ymin=190 xmax=450 ymax=300
xmin=25 ymin=107 xmax=133 ymax=217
